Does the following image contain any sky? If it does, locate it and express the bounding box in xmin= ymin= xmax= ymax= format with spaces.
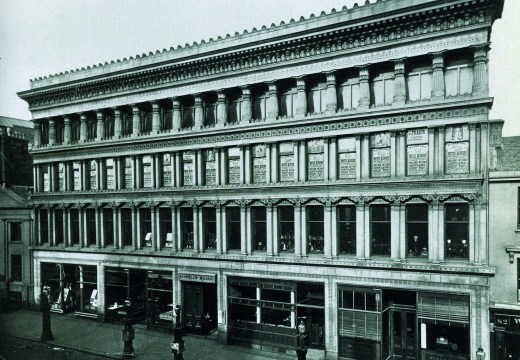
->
xmin=0 ymin=0 xmax=518 ymax=136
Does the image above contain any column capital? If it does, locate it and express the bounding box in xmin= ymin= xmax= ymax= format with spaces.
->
xmin=48 ymin=118 xmax=55 ymax=126
xmin=194 ymin=94 xmax=203 ymax=104
xmin=241 ymin=87 xmax=251 ymax=98
xmin=96 ymin=110 xmax=104 ymax=120
xmin=295 ymin=77 xmax=306 ymax=90
xmin=113 ymin=108 xmax=121 ymax=117
xmin=34 ymin=121 xmax=41 ymax=129
xmin=79 ymin=113 xmax=87 ymax=121
xmin=170 ymin=97 xmax=181 ymax=108
xmin=325 ymin=71 xmax=336 ymax=86
xmin=131 ymin=104 xmax=140 ymax=113
xmin=357 ymin=66 xmax=370 ymax=81
xmin=393 ymin=60 xmax=406 ymax=76
xmin=217 ymin=91 xmax=226 ymax=101
xmin=431 ymin=52 xmax=445 ymax=68
xmin=268 ymin=82 xmax=277 ymax=94
xmin=151 ymin=102 xmax=161 ymax=112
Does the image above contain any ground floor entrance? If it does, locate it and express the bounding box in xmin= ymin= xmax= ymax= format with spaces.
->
xmin=491 ymin=310 xmax=520 ymax=360
xmin=180 ymin=273 xmax=217 ymax=335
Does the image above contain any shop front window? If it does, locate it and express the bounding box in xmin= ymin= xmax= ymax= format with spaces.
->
xmin=226 ymin=207 xmax=241 ymax=251
xmin=338 ymin=205 xmax=356 ymax=255
xmin=279 ymin=206 xmax=295 ymax=253
xmin=407 ymin=204 xmax=429 ymax=258
xmin=147 ymin=271 xmax=174 ymax=331
xmin=251 ymin=207 xmax=266 ymax=252
xmin=307 ymin=206 xmax=324 ymax=254
xmin=75 ymin=265 xmax=98 ymax=316
xmin=371 ymin=205 xmax=391 ymax=256
xmin=203 ymin=208 xmax=216 ymax=250
xmin=180 ymin=208 xmax=194 ymax=249
xmin=445 ymin=203 xmax=469 ymax=259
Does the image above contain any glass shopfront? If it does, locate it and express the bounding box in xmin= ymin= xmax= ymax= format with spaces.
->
xmin=40 ymin=262 xmax=76 ymax=314
xmin=491 ymin=310 xmax=520 ymax=360
xmin=104 ymin=267 xmax=146 ymax=323
xmin=75 ymin=265 xmax=98 ymax=318
xmin=180 ymin=273 xmax=217 ymax=335
xmin=146 ymin=271 xmax=174 ymax=332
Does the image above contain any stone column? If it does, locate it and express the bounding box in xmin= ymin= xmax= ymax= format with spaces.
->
xmin=324 ymin=71 xmax=338 ymax=114
xmin=393 ymin=59 xmax=407 ymax=105
xmin=244 ymin=146 xmax=251 ymax=184
xmin=48 ymin=119 xmax=56 ymax=145
xmin=270 ymin=144 xmax=278 ymax=183
xmin=79 ymin=113 xmax=87 ymax=142
xmin=78 ymin=207 xmax=85 ymax=247
xmin=113 ymin=108 xmax=122 ymax=138
xmin=131 ymin=105 xmax=140 ymax=136
xmin=95 ymin=205 xmax=102 ymax=248
xmin=62 ymin=208 xmax=69 ymax=247
xmin=295 ymin=77 xmax=307 ymax=117
xmin=361 ymin=134 xmax=370 ymax=179
xmin=194 ymin=94 xmax=204 ymax=129
xmin=331 ymin=205 xmax=338 ymax=258
xmin=33 ymin=122 xmax=41 ymax=147
xmin=480 ymin=123 xmax=489 ymax=175
xmin=294 ymin=203 xmax=302 ymax=257
xmin=174 ymin=152 xmax=181 ymax=187
xmin=329 ymin=138 xmax=337 ymax=181
xmin=324 ymin=201 xmax=333 ymax=259
xmin=240 ymin=87 xmax=252 ymax=123
xmin=215 ymin=203 xmax=223 ymax=254
xmin=170 ymin=204 xmax=178 ymax=252
xmin=390 ymin=131 xmax=397 ymax=178
xmin=469 ymin=123 xmax=477 ymax=174
xmin=428 ymin=127 xmax=435 ymax=177
xmin=239 ymin=147 xmax=246 ymax=184
xmin=358 ymin=66 xmax=370 ymax=110
xmin=437 ymin=127 xmax=445 ymax=176
xmin=240 ymin=204 xmax=247 ymax=255
xmin=469 ymin=203 xmax=476 ymax=263
xmin=356 ymin=201 xmax=366 ymax=259
xmin=299 ymin=141 xmax=306 ymax=182
xmin=47 ymin=208 xmax=53 ymax=245
xmin=96 ymin=111 xmax=104 ymax=140
xmin=431 ymin=52 xmax=445 ymax=100
xmin=323 ymin=138 xmax=330 ymax=181
xmin=272 ymin=206 xmax=279 ymax=255
xmin=266 ymin=203 xmax=274 ymax=256
xmin=293 ymin=141 xmax=300 ymax=182
xmin=113 ymin=207 xmax=120 ymax=249
xmin=355 ymin=135 xmax=362 ymax=181
xmin=267 ymin=82 xmax=279 ymax=120
xmin=265 ymin=144 xmax=272 ymax=184
xmin=216 ymin=91 xmax=227 ymax=126
xmin=171 ymin=98 xmax=181 ymax=130
xmin=472 ymin=45 xmax=489 ymax=97
xmin=391 ymin=202 xmax=401 ymax=261
xmin=301 ymin=205 xmax=308 ymax=257
xmin=246 ymin=206 xmax=252 ymax=255
xmin=132 ymin=206 xmax=139 ymax=250
xmin=398 ymin=130 xmax=406 ymax=178
xmin=221 ymin=206 xmax=228 ymax=254
xmin=63 ymin=116 xmax=71 ymax=144
xmin=152 ymin=101 xmax=161 ymax=133
xmin=437 ymin=200 xmax=445 ymax=262
xmin=151 ymin=205 xmax=158 ymax=251
xmin=196 ymin=150 xmax=203 ymax=186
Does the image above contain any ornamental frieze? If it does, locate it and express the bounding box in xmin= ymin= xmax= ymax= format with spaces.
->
xmin=30 ymin=105 xmax=489 ymax=162
xmin=22 ymin=2 xmax=495 ymax=113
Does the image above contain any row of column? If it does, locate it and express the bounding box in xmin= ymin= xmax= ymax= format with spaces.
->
xmin=33 ymin=46 xmax=489 ymax=147
xmin=35 ymin=200 xmax=486 ymax=264
xmin=34 ymin=122 xmax=488 ymax=193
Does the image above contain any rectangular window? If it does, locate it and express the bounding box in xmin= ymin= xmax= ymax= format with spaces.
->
xmin=205 ymin=102 xmax=217 ymax=126
xmin=445 ymin=203 xmax=469 ymax=259
xmin=407 ymin=61 xmax=432 ymax=102
xmin=307 ymin=140 xmax=324 ymax=181
xmin=226 ymin=207 xmax=241 ymax=250
xmin=279 ymin=206 xmax=294 ymax=253
xmin=406 ymin=204 xmax=428 ymax=258
xmin=103 ymin=208 xmax=114 ymax=247
xmin=141 ymin=155 xmax=153 ymax=188
xmin=9 ymin=222 xmax=22 ymax=242
xmin=307 ymin=206 xmax=324 ymax=254
xmin=279 ymin=142 xmax=295 ymax=182
xmin=71 ymin=119 xmax=80 ymax=142
xmin=55 ymin=209 xmax=63 ymax=244
xmin=252 ymin=145 xmax=267 ymax=183
xmin=203 ymin=208 xmax=216 ymax=250
xmin=58 ymin=163 xmax=66 ymax=191
xmin=73 ymin=161 xmax=81 ymax=191
xmin=159 ymin=208 xmax=172 ymax=248
xmin=338 ymin=78 xmax=360 ymax=110
xmin=371 ymin=133 xmax=391 ymax=178
xmin=10 ymin=255 xmax=22 ymax=282
xmin=279 ymin=88 xmax=297 ymax=118
xmin=182 ymin=151 xmax=194 ymax=186
xmin=40 ymin=209 xmax=48 ymax=243
xmin=307 ymin=82 xmax=326 ymax=114
xmin=161 ymin=153 xmax=173 ymax=187
xmin=371 ymin=71 xmax=394 ymax=106
xmin=124 ymin=157 xmax=134 ymax=189
xmin=337 ymin=137 xmax=356 ymax=179
xmin=252 ymin=92 xmax=268 ymax=121
xmin=338 ymin=206 xmax=356 ymax=255
xmin=407 ymin=129 xmax=429 ymax=176
xmin=42 ymin=164 xmax=50 ymax=192
xmin=228 ymin=148 xmax=241 ymax=184
xmin=86 ymin=208 xmax=96 ymax=246
xmin=445 ymin=125 xmax=469 ymax=174
xmin=204 ymin=150 xmax=217 ymax=186
xmin=180 ymin=208 xmax=194 ymax=249
xmin=105 ymin=158 xmax=116 ymax=190
xmin=140 ymin=208 xmax=152 ymax=247
xmin=89 ymin=160 xmax=97 ymax=190
xmin=142 ymin=110 xmax=152 ymax=134
xmin=371 ymin=205 xmax=391 ymax=256
xmin=182 ymin=106 xmax=194 ymax=128
xmin=70 ymin=209 xmax=80 ymax=245
xmin=445 ymin=64 xmax=473 ymax=96
xmin=251 ymin=207 xmax=266 ymax=252
xmin=121 ymin=208 xmax=132 ymax=247
xmin=162 ymin=110 xmax=173 ymax=131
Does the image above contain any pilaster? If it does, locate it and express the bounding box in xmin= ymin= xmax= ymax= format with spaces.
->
xmin=96 ymin=111 xmax=104 ymax=140
xmin=63 ymin=116 xmax=71 ymax=144
xmin=295 ymin=77 xmax=307 ymax=117
xmin=392 ymin=59 xmax=407 ymax=105
xmin=240 ymin=86 xmax=252 ymax=123
xmin=267 ymin=82 xmax=279 ymax=120
xmin=151 ymin=101 xmax=161 ymax=133
xmin=431 ymin=52 xmax=445 ymax=100
xmin=48 ymin=119 xmax=56 ymax=145
xmin=358 ymin=66 xmax=370 ymax=110
xmin=324 ymin=71 xmax=337 ymax=114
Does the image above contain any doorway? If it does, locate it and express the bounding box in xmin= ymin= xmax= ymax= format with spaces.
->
xmin=390 ymin=309 xmax=417 ymax=360
xmin=182 ymin=282 xmax=217 ymax=335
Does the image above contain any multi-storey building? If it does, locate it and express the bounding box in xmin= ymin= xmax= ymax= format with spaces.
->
xmin=18 ymin=0 xmax=504 ymax=359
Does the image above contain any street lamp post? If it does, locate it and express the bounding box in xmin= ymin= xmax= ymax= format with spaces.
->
xmin=171 ymin=305 xmax=185 ymax=360
xmin=40 ymin=286 xmax=53 ymax=342
xmin=296 ymin=320 xmax=308 ymax=360
xmin=121 ymin=298 xmax=135 ymax=359
xmin=476 ymin=346 xmax=486 ymax=360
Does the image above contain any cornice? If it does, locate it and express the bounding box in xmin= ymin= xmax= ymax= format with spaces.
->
xmin=30 ymin=101 xmax=490 ymax=162
xmin=19 ymin=0 xmax=496 ymax=113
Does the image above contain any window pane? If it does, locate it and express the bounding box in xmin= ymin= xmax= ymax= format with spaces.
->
xmin=279 ymin=206 xmax=295 ymax=253
xmin=203 ymin=208 xmax=216 ymax=250
xmin=407 ymin=204 xmax=429 ymax=258
xmin=338 ymin=206 xmax=356 ymax=255
xmin=227 ymin=207 xmax=241 ymax=250
xmin=307 ymin=206 xmax=324 ymax=253
xmin=181 ymin=208 xmax=194 ymax=249
xmin=371 ymin=205 xmax=391 ymax=256
xmin=252 ymin=207 xmax=266 ymax=251
xmin=10 ymin=222 xmax=22 ymax=242
xmin=445 ymin=204 xmax=469 ymax=259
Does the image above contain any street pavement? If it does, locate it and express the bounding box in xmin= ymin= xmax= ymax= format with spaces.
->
xmin=0 ymin=310 xmax=298 ymax=360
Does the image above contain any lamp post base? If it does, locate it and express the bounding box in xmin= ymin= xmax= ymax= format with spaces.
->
xmin=296 ymin=347 xmax=308 ymax=360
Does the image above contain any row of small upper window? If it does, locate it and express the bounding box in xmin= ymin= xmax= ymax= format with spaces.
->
xmin=37 ymin=125 xmax=472 ymax=192
xmin=36 ymin=52 xmax=478 ymax=144
xmin=38 ymin=203 xmax=470 ymax=260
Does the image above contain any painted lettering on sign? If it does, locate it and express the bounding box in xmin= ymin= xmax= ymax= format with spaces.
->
xmin=445 ymin=142 xmax=469 ymax=174
xmin=339 ymin=152 xmax=356 ymax=179
xmin=179 ymin=274 xmax=216 ymax=283
xmin=371 ymin=148 xmax=390 ymax=177
xmin=253 ymin=157 xmax=267 ymax=183
xmin=280 ymin=155 xmax=294 ymax=182
xmin=308 ymin=153 xmax=324 ymax=180
xmin=407 ymin=145 xmax=428 ymax=176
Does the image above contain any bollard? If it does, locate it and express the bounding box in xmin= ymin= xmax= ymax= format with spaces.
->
xmin=40 ymin=286 xmax=53 ymax=342
xmin=171 ymin=305 xmax=185 ymax=360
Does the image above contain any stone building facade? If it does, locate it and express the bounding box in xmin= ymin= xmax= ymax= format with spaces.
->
xmin=18 ymin=0 xmax=504 ymax=359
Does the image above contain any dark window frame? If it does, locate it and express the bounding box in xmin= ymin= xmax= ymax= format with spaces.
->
xmin=370 ymin=204 xmax=391 ymax=256
xmin=445 ymin=203 xmax=469 ymax=260
xmin=337 ymin=205 xmax=356 ymax=255
xmin=226 ymin=207 xmax=241 ymax=251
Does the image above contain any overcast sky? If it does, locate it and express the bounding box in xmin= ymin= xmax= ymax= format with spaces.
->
xmin=1 ymin=0 xmax=518 ymax=135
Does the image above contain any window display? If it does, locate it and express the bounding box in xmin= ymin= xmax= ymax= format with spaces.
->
xmin=146 ymin=271 xmax=173 ymax=332
xmin=75 ymin=265 xmax=98 ymax=318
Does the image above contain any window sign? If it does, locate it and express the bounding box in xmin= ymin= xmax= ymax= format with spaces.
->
xmin=307 ymin=140 xmax=324 ymax=181
xmin=142 ymin=155 xmax=152 ymax=188
xmin=371 ymin=132 xmax=390 ymax=148
xmin=124 ymin=157 xmax=133 ymax=189
xmin=279 ymin=142 xmax=295 ymax=182
xmin=73 ymin=161 xmax=81 ymax=190
xmin=89 ymin=160 xmax=97 ymax=190
xmin=338 ymin=138 xmax=356 ymax=179
xmin=58 ymin=163 xmax=65 ymax=191
xmin=106 ymin=159 xmax=115 ymax=190
xmin=407 ymin=145 xmax=428 ymax=176
xmin=445 ymin=125 xmax=469 ymax=142
xmin=228 ymin=148 xmax=241 ymax=184
xmin=371 ymin=148 xmax=391 ymax=177
xmin=253 ymin=145 xmax=266 ymax=183
xmin=43 ymin=169 xmax=50 ymax=192
xmin=183 ymin=151 xmax=194 ymax=186
xmin=205 ymin=150 xmax=216 ymax=185
xmin=446 ymin=142 xmax=469 ymax=174
xmin=162 ymin=153 xmax=173 ymax=187
xmin=407 ymin=128 xmax=428 ymax=145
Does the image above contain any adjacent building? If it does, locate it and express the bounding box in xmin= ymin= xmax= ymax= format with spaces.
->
xmin=17 ymin=0 xmax=505 ymax=359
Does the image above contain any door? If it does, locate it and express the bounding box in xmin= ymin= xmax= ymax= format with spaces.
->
xmin=183 ymin=283 xmax=203 ymax=332
xmin=391 ymin=309 xmax=416 ymax=360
